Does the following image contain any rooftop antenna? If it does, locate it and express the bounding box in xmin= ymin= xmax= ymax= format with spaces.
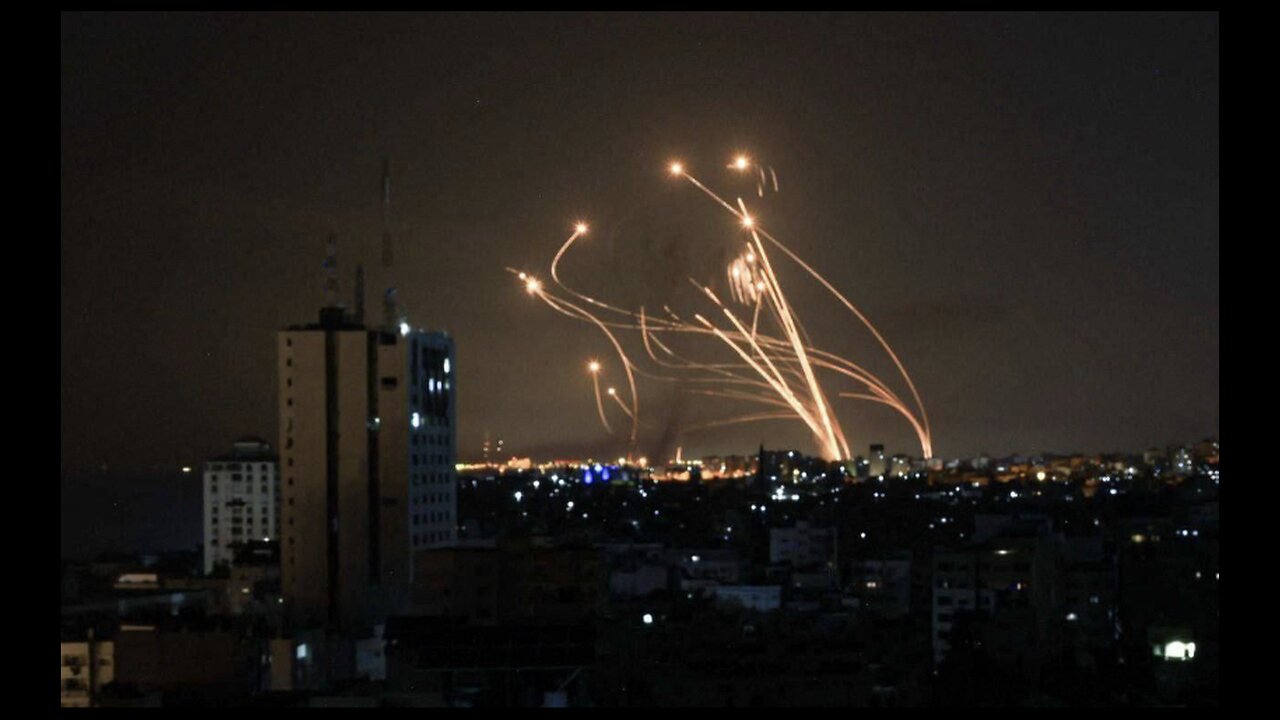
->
xmin=380 ymin=156 xmax=406 ymax=331
xmin=383 ymin=287 xmax=399 ymax=330
xmin=353 ymin=264 xmax=365 ymax=325
xmin=381 ymin=157 xmax=394 ymax=269
xmin=323 ymin=233 xmax=340 ymax=307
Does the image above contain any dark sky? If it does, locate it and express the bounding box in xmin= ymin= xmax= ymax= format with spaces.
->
xmin=62 ymin=12 xmax=1218 ymax=472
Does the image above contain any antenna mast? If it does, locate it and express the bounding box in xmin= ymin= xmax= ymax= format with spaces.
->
xmin=323 ymin=233 xmax=339 ymax=307
xmin=381 ymin=157 xmax=394 ymax=269
xmin=353 ymin=264 xmax=365 ymax=325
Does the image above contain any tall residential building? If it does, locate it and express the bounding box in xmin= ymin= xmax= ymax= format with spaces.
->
xmin=203 ymin=438 xmax=279 ymax=575
xmin=279 ymin=306 xmax=456 ymax=632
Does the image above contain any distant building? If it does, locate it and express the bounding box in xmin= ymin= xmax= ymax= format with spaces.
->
xmin=852 ymin=552 xmax=913 ymax=618
xmin=1061 ymin=537 xmax=1118 ymax=661
xmin=706 ymin=585 xmax=782 ymax=612
xmin=890 ymin=454 xmax=912 ymax=478
xmin=203 ymin=438 xmax=278 ymax=575
xmin=411 ymin=540 xmax=599 ymax=623
xmin=1171 ymin=446 xmax=1195 ymax=475
xmin=1193 ymin=437 xmax=1219 ymax=465
xmin=1143 ymin=447 xmax=1166 ymax=467
xmin=755 ymin=443 xmax=780 ymax=487
xmin=279 ymin=305 xmax=457 ymax=632
xmin=600 ymin=543 xmax=669 ymax=598
xmin=669 ymin=548 xmax=746 ymax=588
xmin=227 ymin=541 xmax=282 ymax=616
xmin=868 ymin=444 xmax=887 ymax=477
xmin=609 ymin=563 xmax=668 ymax=598
xmin=931 ymin=533 xmax=1060 ymax=667
xmin=722 ymin=455 xmax=750 ymax=477
xmin=852 ymin=455 xmax=869 ymax=480
xmin=700 ymin=456 xmax=723 ymax=478
xmin=770 ymin=522 xmax=835 ymax=570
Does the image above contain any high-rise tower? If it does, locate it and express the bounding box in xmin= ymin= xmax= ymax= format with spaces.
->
xmin=278 ymin=303 xmax=456 ymax=632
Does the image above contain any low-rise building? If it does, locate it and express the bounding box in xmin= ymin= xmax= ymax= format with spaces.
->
xmin=60 ymin=634 xmax=114 ymax=707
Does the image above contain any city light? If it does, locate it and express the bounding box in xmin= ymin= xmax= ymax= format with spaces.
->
xmin=1162 ymin=640 xmax=1197 ymax=661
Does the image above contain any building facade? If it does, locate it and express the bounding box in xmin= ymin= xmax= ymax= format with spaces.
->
xmin=278 ymin=306 xmax=457 ymax=632
xmin=203 ymin=438 xmax=279 ymax=575
xmin=770 ymin=522 xmax=836 ymax=570
xmin=60 ymin=637 xmax=114 ymax=707
xmin=868 ymin=443 xmax=887 ymax=477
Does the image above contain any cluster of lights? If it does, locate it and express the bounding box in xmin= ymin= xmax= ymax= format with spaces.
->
xmin=770 ymin=486 xmax=801 ymax=502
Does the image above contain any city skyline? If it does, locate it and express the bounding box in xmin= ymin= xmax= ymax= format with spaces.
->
xmin=60 ymin=14 xmax=1219 ymax=707
xmin=62 ymin=12 xmax=1218 ymax=470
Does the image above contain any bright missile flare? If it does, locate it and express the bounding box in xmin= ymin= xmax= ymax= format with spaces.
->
xmin=516 ymin=153 xmax=933 ymax=461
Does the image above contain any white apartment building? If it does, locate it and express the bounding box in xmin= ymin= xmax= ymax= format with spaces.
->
xmin=203 ymin=438 xmax=279 ymax=574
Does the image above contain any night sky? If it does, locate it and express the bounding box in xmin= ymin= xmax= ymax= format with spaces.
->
xmin=62 ymin=12 xmax=1218 ymax=475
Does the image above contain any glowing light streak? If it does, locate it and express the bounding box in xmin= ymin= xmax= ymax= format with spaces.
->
xmin=510 ymin=153 xmax=933 ymax=460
